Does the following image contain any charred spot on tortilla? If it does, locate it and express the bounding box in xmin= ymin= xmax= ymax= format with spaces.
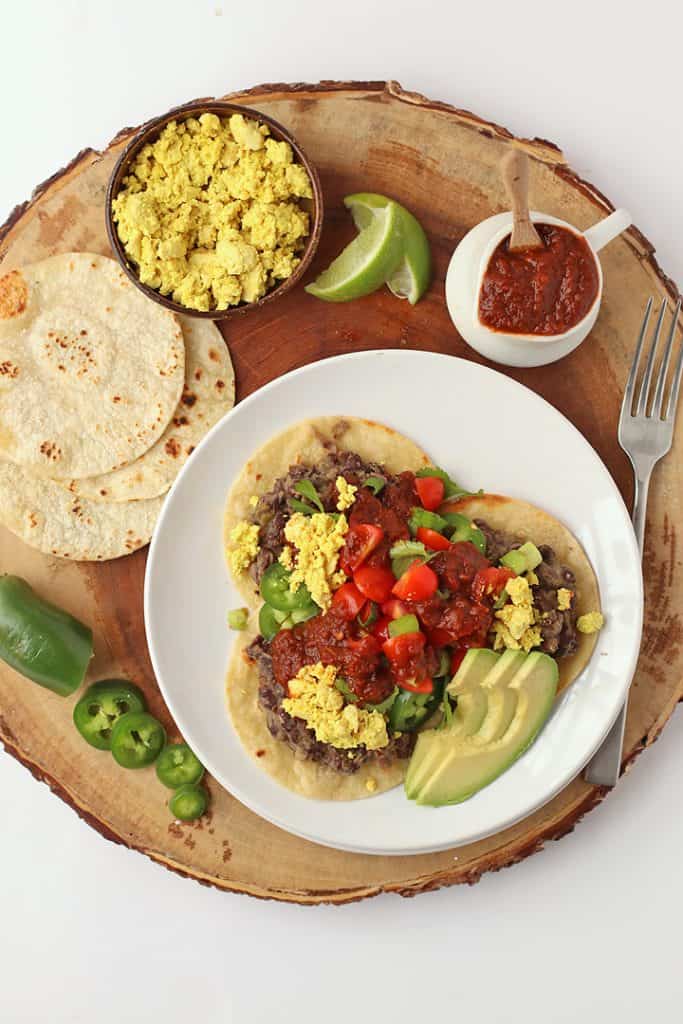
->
xmin=209 ymin=349 xmax=220 ymax=362
xmin=0 ymin=270 xmax=29 ymax=320
xmin=165 ymin=438 xmax=182 ymax=458
xmin=182 ymin=390 xmax=197 ymax=407
xmin=0 ymin=360 xmax=19 ymax=378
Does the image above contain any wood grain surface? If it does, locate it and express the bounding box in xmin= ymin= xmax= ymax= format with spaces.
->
xmin=0 ymin=81 xmax=680 ymax=904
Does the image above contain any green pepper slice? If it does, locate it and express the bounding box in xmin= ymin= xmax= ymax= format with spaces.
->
xmin=156 ymin=742 xmax=205 ymax=788
xmin=260 ymin=564 xmax=315 ymax=612
xmin=443 ymin=513 xmax=487 ymax=554
xmin=388 ymin=681 xmax=444 ymax=732
xmin=409 ymin=508 xmax=448 ymax=535
xmin=388 ymin=613 xmax=421 ymax=637
xmin=0 ymin=575 xmax=93 ymax=696
xmin=110 ymin=711 xmax=166 ymax=769
xmin=73 ymin=679 xmax=146 ymax=750
xmin=169 ymin=784 xmax=208 ymax=821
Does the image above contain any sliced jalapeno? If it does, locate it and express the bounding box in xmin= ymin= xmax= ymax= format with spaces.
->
xmin=169 ymin=784 xmax=208 ymax=821
xmin=156 ymin=742 xmax=205 ymax=788
xmin=73 ymin=679 xmax=146 ymax=750
xmin=260 ymin=564 xmax=314 ymax=612
xmin=110 ymin=711 xmax=166 ymax=769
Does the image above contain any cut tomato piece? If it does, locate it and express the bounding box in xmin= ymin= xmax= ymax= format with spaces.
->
xmin=340 ymin=523 xmax=385 ymax=575
xmin=415 ymin=476 xmax=445 ymax=511
xmin=381 ymin=598 xmax=410 ymax=620
xmin=371 ymin=615 xmax=392 ymax=644
xmin=472 ymin=566 xmax=516 ymax=603
xmin=416 ymin=526 xmax=451 ymax=551
xmin=392 ymin=561 xmax=438 ymax=602
xmin=353 ymin=565 xmax=396 ymax=603
xmin=399 ymin=676 xmax=434 ymax=694
xmin=382 ymin=631 xmax=426 ymax=666
xmin=331 ymin=582 xmax=366 ymax=620
xmin=450 ymin=648 xmax=466 ymax=675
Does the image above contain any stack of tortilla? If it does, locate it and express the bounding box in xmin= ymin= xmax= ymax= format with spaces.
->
xmin=0 ymin=253 xmax=235 ymax=560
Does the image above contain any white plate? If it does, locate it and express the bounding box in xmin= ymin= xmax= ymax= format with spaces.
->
xmin=144 ymin=351 xmax=642 ymax=856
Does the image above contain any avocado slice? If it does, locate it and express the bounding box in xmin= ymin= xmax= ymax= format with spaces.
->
xmin=500 ymin=541 xmax=542 ymax=574
xmin=449 ymin=648 xmax=526 ymax=697
xmin=446 ymin=648 xmax=499 ymax=697
xmin=404 ymin=687 xmax=487 ymax=798
xmin=407 ymin=650 xmax=512 ymax=798
xmin=411 ymin=652 xmax=559 ymax=807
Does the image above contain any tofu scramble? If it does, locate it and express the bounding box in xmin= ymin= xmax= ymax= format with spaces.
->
xmin=112 ymin=112 xmax=313 ymax=311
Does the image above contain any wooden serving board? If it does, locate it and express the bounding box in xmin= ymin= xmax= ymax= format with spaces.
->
xmin=1 ymin=81 xmax=681 ymax=905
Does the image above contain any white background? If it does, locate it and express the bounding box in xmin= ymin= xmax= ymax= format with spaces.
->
xmin=2 ymin=2 xmax=682 ymax=1021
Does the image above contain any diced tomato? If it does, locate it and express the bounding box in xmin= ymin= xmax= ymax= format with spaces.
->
xmin=354 ymin=565 xmax=396 ymax=603
xmin=372 ymin=615 xmax=392 ymax=644
xmin=382 ymin=631 xmax=426 ymax=666
xmin=450 ymin=648 xmax=466 ymax=675
xmin=392 ymin=561 xmax=438 ymax=602
xmin=415 ymin=476 xmax=445 ymax=511
xmin=472 ymin=566 xmax=516 ymax=603
xmin=427 ymin=626 xmax=455 ymax=648
xmin=381 ymin=598 xmax=410 ymax=620
xmin=331 ymin=582 xmax=366 ymax=620
xmin=416 ymin=526 xmax=451 ymax=551
xmin=399 ymin=676 xmax=434 ymax=694
xmin=339 ymin=523 xmax=385 ymax=575
xmin=347 ymin=635 xmax=381 ymax=659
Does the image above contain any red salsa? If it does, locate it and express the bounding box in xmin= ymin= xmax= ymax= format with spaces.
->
xmin=270 ymin=470 xmax=500 ymax=707
xmin=478 ymin=223 xmax=599 ymax=336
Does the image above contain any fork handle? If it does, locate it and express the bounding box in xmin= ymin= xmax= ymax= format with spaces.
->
xmin=583 ymin=465 xmax=649 ymax=786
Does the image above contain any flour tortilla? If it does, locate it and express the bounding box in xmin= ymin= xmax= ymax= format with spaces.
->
xmin=227 ymin=631 xmax=408 ymax=801
xmin=0 ymin=460 xmax=162 ymax=561
xmin=224 ymin=416 xmax=431 ymax=799
xmin=224 ymin=416 xmax=431 ymax=607
xmin=65 ymin=317 xmax=235 ymax=501
xmin=0 ymin=254 xmax=184 ymax=479
xmin=443 ymin=493 xmax=602 ymax=692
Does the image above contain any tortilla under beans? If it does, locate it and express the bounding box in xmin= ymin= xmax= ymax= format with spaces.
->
xmin=443 ymin=493 xmax=602 ymax=693
xmin=223 ymin=415 xmax=432 ymax=607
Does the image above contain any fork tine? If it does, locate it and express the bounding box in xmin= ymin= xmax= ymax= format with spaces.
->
xmin=635 ymin=300 xmax=666 ymax=416
xmin=653 ymin=299 xmax=681 ymax=418
xmin=665 ymin=326 xmax=683 ymax=422
xmin=623 ymin=298 xmax=653 ymax=417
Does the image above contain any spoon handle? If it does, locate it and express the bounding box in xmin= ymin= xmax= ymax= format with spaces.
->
xmin=501 ymin=149 xmax=544 ymax=251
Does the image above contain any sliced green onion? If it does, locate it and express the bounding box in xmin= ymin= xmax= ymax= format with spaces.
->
xmin=388 ymin=614 xmax=420 ymax=637
xmin=228 ymin=607 xmax=249 ymax=631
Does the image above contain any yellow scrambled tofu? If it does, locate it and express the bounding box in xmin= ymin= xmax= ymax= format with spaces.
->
xmin=227 ymin=520 xmax=260 ymax=575
xmin=112 ymin=112 xmax=313 ymax=311
xmin=577 ymin=611 xmax=604 ymax=634
xmin=282 ymin=663 xmax=389 ymax=750
xmin=335 ymin=476 xmax=357 ymax=511
xmin=557 ymin=587 xmax=573 ymax=611
xmin=493 ymin=575 xmax=542 ymax=653
xmin=281 ymin=512 xmax=348 ymax=611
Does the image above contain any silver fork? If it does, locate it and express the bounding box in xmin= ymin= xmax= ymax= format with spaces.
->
xmin=584 ymin=297 xmax=683 ymax=786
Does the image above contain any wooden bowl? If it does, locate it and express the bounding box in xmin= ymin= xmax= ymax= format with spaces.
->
xmin=105 ymin=100 xmax=323 ymax=320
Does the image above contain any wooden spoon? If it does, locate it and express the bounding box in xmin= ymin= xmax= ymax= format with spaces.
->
xmin=501 ymin=149 xmax=544 ymax=251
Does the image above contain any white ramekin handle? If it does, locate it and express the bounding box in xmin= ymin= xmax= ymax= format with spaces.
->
xmin=583 ymin=208 xmax=632 ymax=252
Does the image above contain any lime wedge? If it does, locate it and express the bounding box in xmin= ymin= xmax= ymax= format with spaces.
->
xmin=305 ymin=200 xmax=403 ymax=302
xmin=345 ymin=193 xmax=432 ymax=304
